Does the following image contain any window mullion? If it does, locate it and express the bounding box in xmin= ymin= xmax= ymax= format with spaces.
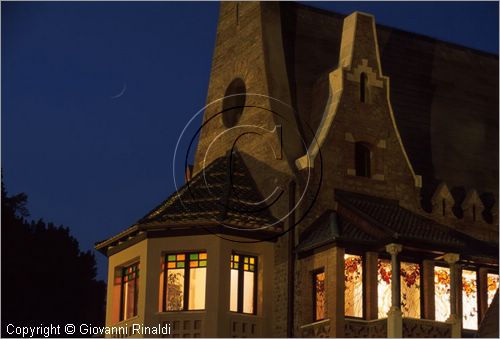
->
xmin=163 ymin=265 xmax=168 ymax=312
xmin=184 ymin=255 xmax=190 ymax=311
xmin=238 ymin=263 xmax=244 ymax=313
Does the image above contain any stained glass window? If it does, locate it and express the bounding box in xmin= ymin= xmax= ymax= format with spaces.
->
xmin=487 ymin=273 xmax=499 ymax=307
xmin=230 ymin=254 xmax=257 ymax=314
xmin=400 ymin=262 xmax=421 ymax=318
xmin=462 ymin=269 xmax=478 ymax=330
xmin=161 ymin=252 xmax=207 ymax=312
xmin=345 ymin=254 xmax=363 ymax=317
xmin=434 ymin=266 xmax=451 ymax=322
xmin=313 ymin=271 xmax=326 ymax=321
xmin=120 ymin=262 xmax=139 ymax=321
xmin=376 ymin=260 xmax=420 ymax=319
xmin=377 ymin=259 xmax=392 ymax=318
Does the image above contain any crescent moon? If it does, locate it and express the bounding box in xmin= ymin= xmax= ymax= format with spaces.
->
xmin=111 ymin=83 xmax=127 ymax=99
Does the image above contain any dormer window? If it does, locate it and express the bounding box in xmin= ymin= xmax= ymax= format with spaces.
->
xmin=355 ymin=142 xmax=371 ymax=178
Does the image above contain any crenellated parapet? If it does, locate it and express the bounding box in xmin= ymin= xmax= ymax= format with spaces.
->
xmin=430 ymin=182 xmax=456 ymax=219
xmin=427 ymin=181 xmax=498 ymax=242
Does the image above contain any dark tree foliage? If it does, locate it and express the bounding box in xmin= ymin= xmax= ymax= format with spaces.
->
xmin=2 ymin=179 xmax=106 ymax=336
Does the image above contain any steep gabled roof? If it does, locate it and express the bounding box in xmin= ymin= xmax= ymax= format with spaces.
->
xmin=279 ymin=2 xmax=498 ymax=207
xmin=138 ymin=151 xmax=282 ymax=231
xmin=95 ymin=152 xmax=283 ymax=255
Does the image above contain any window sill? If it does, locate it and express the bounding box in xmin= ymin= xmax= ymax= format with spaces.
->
xmin=229 ymin=311 xmax=258 ymax=316
xmin=156 ymin=309 xmax=205 ymax=315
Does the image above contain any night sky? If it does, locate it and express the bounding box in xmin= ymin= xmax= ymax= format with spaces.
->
xmin=2 ymin=1 xmax=498 ymax=281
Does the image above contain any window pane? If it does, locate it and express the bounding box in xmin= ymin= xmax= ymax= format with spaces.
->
xmin=166 ymin=268 xmax=184 ymax=311
xmin=434 ymin=266 xmax=451 ymax=322
xmin=345 ymin=254 xmax=363 ymax=317
xmin=400 ymin=262 xmax=420 ymax=318
xmin=230 ymin=269 xmax=239 ymax=312
xmin=377 ymin=259 xmax=392 ymax=318
xmin=487 ymin=273 xmax=499 ymax=307
xmin=314 ymin=271 xmax=326 ymax=321
xmin=188 ymin=267 xmax=206 ymax=310
xmin=462 ymin=269 xmax=478 ymax=330
xmin=121 ymin=263 xmax=139 ymax=321
xmin=243 ymin=271 xmax=255 ymax=314
xmin=124 ymin=280 xmax=135 ymax=319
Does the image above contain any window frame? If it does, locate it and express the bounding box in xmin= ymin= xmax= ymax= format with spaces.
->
xmin=230 ymin=253 xmax=258 ymax=315
xmin=119 ymin=262 xmax=140 ymax=322
xmin=161 ymin=251 xmax=208 ymax=312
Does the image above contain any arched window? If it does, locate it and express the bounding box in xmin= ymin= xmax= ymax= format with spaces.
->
xmin=360 ymin=72 xmax=368 ymax=103
xmin=355 ymin=142 xmax=371 ymax=177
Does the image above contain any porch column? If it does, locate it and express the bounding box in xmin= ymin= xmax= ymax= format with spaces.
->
xmin=422 ymin=259 xmax=435 ymax=319
xmin=385 ymin=243 xmax=402 ymax=338
xmin=365 ymin=251 xmax=379 ymax=320
xmin=444 ymin=253 xmax=461 ymax=338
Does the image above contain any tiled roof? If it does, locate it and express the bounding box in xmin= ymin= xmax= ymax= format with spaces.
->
xmin=137 ymin=152 xmax=282 ymax=231
xmin=296 ymin=210 xmax=377 ymax=253
xmin=335 ymin=189 xmax=497 ymax=253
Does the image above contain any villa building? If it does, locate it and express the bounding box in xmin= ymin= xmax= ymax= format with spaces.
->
xmin=96 ymin=2 xmax=499 ymax=337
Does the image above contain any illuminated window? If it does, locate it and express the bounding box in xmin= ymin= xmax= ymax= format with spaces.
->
xmin=434 ymin=266 xmax=451 ymax=322
xmin=345 ymin=254 xmax=363 ymax=317
xmin=118 ymin=262 xmax=139 ymax=321
xmin=313 ymin=270 xmax=326 ymax=321
xmin=377 ymin=259 xmax=392 ymax=318
xmin=355 ymin=142 xmax=371 ymax=178
xmin=401 ymin=262 xmax=421 ymax=318
xmin=462 ymin=269 xmax=478 ymax=330
xmin=160 ymin=252 xmax=207 ymax=312
xmin=376 ymin=260 xmax=420 ymax=318
xmin=230 ymin=254 xmax=257 ymax=314
xmin=487 ymin=273 xmax=499 ymax=307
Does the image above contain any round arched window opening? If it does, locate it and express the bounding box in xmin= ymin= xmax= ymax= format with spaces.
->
xmin=222 ymin=78 xmax=246 ymax=128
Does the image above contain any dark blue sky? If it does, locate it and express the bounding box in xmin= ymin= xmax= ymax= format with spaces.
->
xmin=2 ymin=1 xmax=498 ymax=280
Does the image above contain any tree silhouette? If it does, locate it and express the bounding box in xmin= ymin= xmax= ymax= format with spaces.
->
xmin=2 ymin=178 xmax=106 ymax=337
